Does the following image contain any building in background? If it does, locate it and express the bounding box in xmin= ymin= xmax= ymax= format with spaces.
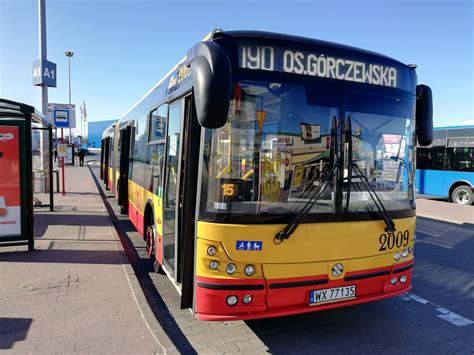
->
xmin=87 ymin=120 xmax=116 ymax=149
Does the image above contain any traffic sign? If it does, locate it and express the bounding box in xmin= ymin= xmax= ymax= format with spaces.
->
xmin=54 ymin=109 xmax=69 ymax=128
xmin=47 ymin=103 xmax=76 ymax=128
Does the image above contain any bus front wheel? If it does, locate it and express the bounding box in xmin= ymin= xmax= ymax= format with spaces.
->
xmin=451 ymin=185 xmax=474 ymax=205
xmin=145 ymin=213 xmax=162 ymax=273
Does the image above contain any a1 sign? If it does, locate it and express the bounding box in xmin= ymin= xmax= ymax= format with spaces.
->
xmin=32 ymin=59 xmax=57 ymax=87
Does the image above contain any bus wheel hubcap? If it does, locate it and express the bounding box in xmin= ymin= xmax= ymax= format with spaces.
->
xmin=457 ymin=191 xmax=469 ymax=204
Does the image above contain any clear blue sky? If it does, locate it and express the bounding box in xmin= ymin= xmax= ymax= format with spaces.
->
xmin=1 ymin=0 xmax=472 ymax=129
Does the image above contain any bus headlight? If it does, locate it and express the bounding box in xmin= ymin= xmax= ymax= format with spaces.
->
xmin=402 ymin=249 xmax=409 ymax=258
xmin=394 ymin=252 xmax=401 ymax=261
xmin=391 ymin=277 xmax=397 ymax=285
xmin=226 ymin=263 xmax=236 ymax=275
xmin=244 ymin=265 xmax=255 ymax=276
xmin=209 ymin=260 xmax=219 ymax=270
xmin=207 ymin=246 xmax=217 ymax=256
xmin=400 ymin=275 xmax=407 ymax=283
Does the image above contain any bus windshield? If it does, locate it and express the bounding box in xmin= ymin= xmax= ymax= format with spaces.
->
xmin=199 ymin=79 xmax=415 ymax=221
xmin=344 ymin=92 xmax=416 ymax=213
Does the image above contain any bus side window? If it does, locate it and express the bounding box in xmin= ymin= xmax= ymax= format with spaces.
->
xmin=432 ymin=146 xmax=445 ymax=170
xmin=150 ymin=144 xmax=165 ymax=196
xmin=448 ymin=147 xmax=474 ymax=172
xmin=149 ymin=104 xmax=168 ymax=143
xmin=148 ymin=103 xmax=168 ymax=196
xmin=128 ymin=126 xmax=136 ymax=178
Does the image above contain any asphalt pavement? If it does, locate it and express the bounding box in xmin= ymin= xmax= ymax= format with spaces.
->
xmin=90 ymin=163 xmax=474 ymax=354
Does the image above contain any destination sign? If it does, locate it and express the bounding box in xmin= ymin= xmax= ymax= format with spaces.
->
xmin=238 ymin=44 xmax=398 ymax=88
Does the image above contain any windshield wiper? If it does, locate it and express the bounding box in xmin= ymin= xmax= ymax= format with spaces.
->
xmin=344 ymin=116 xmax=396 ymax=233
xmin=288 ymin=164 xmax=329 ymax=212
xmin=274 ymin=161 xmax=340 ymax=243
xmin=274 ymin=116 xmax=340 ymax=243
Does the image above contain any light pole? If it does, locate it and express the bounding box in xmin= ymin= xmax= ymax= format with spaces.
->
xmin=65 ymin=51 xmax=74 ymax=144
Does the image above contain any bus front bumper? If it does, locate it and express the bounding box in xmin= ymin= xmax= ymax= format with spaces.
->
xmin=195 ymin=260 xmax=413 ymax=321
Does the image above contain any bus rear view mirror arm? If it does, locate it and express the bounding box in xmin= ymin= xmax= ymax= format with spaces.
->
xmin=416 ymin=84 xmax=433 ymax=146
xmin=187 ymin=41 xmax=232 ymax=129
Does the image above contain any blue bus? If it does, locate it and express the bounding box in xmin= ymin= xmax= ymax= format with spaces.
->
xmin=416 ymin=126 xmax=474 ymax=204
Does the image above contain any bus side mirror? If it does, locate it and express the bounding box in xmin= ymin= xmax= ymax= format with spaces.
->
xmin=416 ymin=84 xmax=433 ymax=146
xmin=188 ymin=41 xmax=231 ymax=129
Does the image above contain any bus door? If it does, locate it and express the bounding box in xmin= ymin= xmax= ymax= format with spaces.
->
xmin=103 ymin=137 xmax=110 ymax=189
xmin=111 ymin=125 xmax=120 ymax=196
xmin=163 ymin=99 xmax=184 ymax=277
xmin=118 ymin=126 xmax=131 ymax=214
xmin=100 ymin=139 xmax=104 ymax=180
xmin=178 ymin=96 xmax=200 ymax=309
xmin=162 ymin=95 xmax=200 ymax=302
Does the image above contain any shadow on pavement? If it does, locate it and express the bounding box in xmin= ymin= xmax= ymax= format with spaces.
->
xmin=0 ymin=318 xmax=33 ymax=349
xmin=33 ymin=214 xmax=116 ymax=239
xmin=35 ymin=214 xmax=112 ymax=226
xmin=88 ymin=165 xmax=197 ymax=354
xmin=0 ymin=249 xmax=124 ymax=264
xmin=245 ymin=303 xmax=385 ymax=353
xmin=60 ymin=191 xmax=101 ymax=196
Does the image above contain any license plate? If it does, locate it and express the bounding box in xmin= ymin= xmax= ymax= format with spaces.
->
xmin=310 ymin=285 xmax=356 ymax=305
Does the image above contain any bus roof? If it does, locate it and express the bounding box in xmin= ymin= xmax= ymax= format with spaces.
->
xmin=101 ymin=122 xmax=116 ymax=139
xmin=434 ymin=125 xmax=474 ymax=130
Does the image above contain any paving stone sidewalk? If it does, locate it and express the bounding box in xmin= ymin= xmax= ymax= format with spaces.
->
xmin=0 ymin=164 xmax=172 ymax=353
xmin=416 ymin=198 xmax=474 ymax=225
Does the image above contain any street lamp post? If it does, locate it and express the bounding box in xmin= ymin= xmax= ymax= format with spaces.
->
xmin=65 ymin=51 xmax=74 ymax=144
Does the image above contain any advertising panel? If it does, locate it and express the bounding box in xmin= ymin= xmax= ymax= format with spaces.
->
xmin=300 ymin=123 xmax=321 ymax=142
xmin=66 ymin=145 xmax=74 ymax=165
xmin=57 ymin=143 xmax=67 ymax=157
xmin=0 ymin=126 xmax=21 ymax=237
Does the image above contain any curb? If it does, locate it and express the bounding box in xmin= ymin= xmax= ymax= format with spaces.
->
xmin=417 ymin=214 xmax=474 ymax=228
xmin=416 ymin=214 xmax=464 ymax=225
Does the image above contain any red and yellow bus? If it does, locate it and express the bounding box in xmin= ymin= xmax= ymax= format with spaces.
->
xmin=101 ymin=30 xmax=433 ymax=321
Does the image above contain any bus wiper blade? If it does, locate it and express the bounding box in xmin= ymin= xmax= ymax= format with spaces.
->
xmin=343 ymin=116 xmax=395 ymax=232
xmin=274 ymin=162 xmax=339 ymax=243
xmin=349 ymin=162 xmax=396 ymax=233
xmin=288 ymin=164 xmax=330 ymax=214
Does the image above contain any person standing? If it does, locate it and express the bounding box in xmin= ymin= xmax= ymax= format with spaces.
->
xmin=78 ymin=149 xmax=85 ymax=167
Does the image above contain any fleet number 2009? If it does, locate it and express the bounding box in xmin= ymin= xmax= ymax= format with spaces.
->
xmin=379 ymin=230 xmax=409 ymax=251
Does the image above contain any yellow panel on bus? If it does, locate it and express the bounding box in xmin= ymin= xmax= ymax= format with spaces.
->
xmin=196 ymin=217 xmax=415 ymax=279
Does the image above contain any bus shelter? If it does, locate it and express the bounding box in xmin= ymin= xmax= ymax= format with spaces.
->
xmin=0 ymin=98 xmax=53 ymax=250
